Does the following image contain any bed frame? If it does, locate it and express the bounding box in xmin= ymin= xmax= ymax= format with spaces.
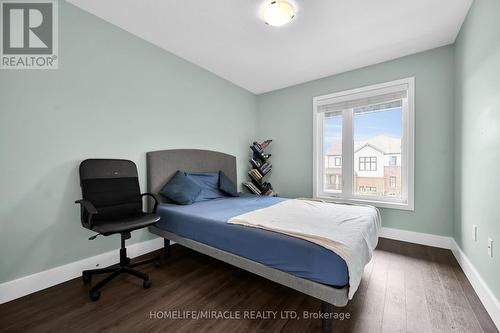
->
xmin=146 ymin=149 xmax=349 ymax=332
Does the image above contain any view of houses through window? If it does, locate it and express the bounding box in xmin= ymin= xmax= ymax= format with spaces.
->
xmin=324 ymin=100 xmax=402 ymax=199
xmin=323 ymin=111 xmax=342 ymax=193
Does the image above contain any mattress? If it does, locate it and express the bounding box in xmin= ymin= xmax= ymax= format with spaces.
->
xmin=155 ymin=195 xmax=349 ymax=287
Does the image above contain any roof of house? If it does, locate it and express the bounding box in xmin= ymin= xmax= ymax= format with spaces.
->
xmin=326 ymin=135 xmax=401 ymax=155
xmin=327 ymin=143 xmax=342 ymax=155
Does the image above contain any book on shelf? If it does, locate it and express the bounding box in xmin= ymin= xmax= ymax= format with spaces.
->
xmin=248 ymin=173 xmax=260 ymax=185
xmin=263 ymin=189 xmax=275 ymax=196
xmin=261 ymin=163 xmax=272 ymax=175
xmin=251 ymin=141 xmax=273 ymax=161
xmin=250 ymin=158 xmax=262 ymax=169
xmin=261 ymin=140 xmax=272 ymax=149
xmin=253 ymin=140 xmax=272 ymax=151
xmin=248 ymin=169 xmax=263 ymax=181
xmin=250 ymin=146 xmax=268 ymax=161
xmin=253 ymin=169 xmax=263 ymax=179
xmin=250 ymin=144 xmax=263 ymax=155
xmin=243 ymin=181 xmax=261 ymax=195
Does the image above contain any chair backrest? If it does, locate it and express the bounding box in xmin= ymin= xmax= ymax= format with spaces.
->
xmin=79 ymin=159 xmax=142 ymax=221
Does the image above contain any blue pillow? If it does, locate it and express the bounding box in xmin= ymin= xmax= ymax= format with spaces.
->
xmin=160 ymin=171 xmax=202 ymax=205
xmin=219 ymin=171 xmax=239 ymax=197
xmin=185 ymin=172 xmax=226 ymax=202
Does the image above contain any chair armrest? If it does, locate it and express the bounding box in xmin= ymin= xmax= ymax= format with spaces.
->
xmin=141 ymin=193 xmax=160 ymax=213
xmin=75 ymin=199 xmax=98 ymax=228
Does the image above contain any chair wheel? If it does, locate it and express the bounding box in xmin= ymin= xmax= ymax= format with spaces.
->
xmin=89 ymin=290 xmax=101 ymax=301
xmin=82 ymin=273 xmax=91 ymax=284
xmin=143 ymin=279 xmax=152 ymax=289
xmin=154 ymin=260 xmax=161 ymax=268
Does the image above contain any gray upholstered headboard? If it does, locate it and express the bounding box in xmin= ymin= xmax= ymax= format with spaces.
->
xmin=146 ymin=149 xmax=237 ymax=203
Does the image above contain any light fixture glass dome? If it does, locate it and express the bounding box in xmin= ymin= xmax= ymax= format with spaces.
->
xmin=263 ymin=1 xmax=295 ymax=27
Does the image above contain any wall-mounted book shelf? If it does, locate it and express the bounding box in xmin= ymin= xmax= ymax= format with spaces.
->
xmin=243 ymin=140 xmax=277 ymax=196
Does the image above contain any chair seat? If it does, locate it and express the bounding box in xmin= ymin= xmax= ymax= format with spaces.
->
xmin=92 ymin=213 xmax=160 ymax=235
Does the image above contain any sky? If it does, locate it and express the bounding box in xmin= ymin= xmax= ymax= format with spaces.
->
xmin=324 ymin=107 xmax=402 ymax=151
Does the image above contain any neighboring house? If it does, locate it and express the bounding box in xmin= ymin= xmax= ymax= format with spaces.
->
xmin=324 ymin=135 xmax=401 ymax=197
xmin=324 ymin=144 xmax=343 ymax=191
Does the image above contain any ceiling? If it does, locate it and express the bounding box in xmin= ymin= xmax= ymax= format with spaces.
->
xmin=67 ymin=0 xmax=473 ymax=94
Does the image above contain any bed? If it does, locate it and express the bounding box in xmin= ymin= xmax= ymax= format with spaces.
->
xmin=155 ymin=195 xmax=349 ymax=287
xmin=147 ymin=149 xmax=378 ymax=332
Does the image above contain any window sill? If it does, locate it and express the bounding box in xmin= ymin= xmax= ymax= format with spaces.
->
xmin=315 ymin=195 xmax=414 ymax=211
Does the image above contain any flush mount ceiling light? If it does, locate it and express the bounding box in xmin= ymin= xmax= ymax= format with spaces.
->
xmin=263 ymin=1 xmax=295 ymax=27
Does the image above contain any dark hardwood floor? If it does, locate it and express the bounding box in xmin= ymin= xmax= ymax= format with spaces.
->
xmin=0 ymin=238 xmax=497 ymax=333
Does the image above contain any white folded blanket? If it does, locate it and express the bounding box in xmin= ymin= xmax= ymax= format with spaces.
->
xmin=228 ymin=198 xmax=381 ymax=299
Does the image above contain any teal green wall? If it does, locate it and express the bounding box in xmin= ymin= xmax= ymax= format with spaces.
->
xmin=1 ymin=0 xmax=498 ymax=306
xmin=454 ymin=0 xmax=500 ymax=300
xmin=0 ymin=2 xmax=256 ymax=283
xmin=257 ymin=46 xmax=456 ymax=236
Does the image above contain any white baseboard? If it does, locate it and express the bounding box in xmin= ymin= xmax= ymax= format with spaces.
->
xmin=0 ymin=237 xmax=164 ymax=304
xmin=450 ymin=239 xmax=500 ymax=330
xmin=380 ymin=227 xmax=499 ymax=331
xmin=380 ymin=227 xmax=454 ymax=249
xmin=1 ymin=227 xmax=499 ymax=331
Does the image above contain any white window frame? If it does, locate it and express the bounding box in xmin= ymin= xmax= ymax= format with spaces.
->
xmin=359 ymin=156 xmax=377 ymax=171
xmin=390 ymin=176 xmax=397 ymax=188
xmin=312 ymin=77 xmax=415 ymax=211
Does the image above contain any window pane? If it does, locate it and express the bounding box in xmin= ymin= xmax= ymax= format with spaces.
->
xmin=353 ymin=100 xmax=402 ymax=198
xmin=324 ymin=111 xmax=342 ymax=193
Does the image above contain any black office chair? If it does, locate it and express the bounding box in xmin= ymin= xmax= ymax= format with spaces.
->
xmin=75 ymin=159 xmax=161 ymax=301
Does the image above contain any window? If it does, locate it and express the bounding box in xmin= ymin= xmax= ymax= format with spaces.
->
xmin=332 ymin=175 xmax=341 ymax=190
xmin=322 ymin=111 xmax=343 ymax=193
xmin=359 ymin=156 xmax=377 ymax=171
xmin=313 ymin=77 xmax=414 ymax=210
xmin=390 ymin=176 xmax=397 ymax=188
xmin=359 ymin=186 xmax=377 ymax=194
xmin=325 ymin=174 xmax=341 ymax=190
xmin=327 ymin=156 xmax=335 ymax=168
xmin=327 ymin=156 xmax=342 ymax=168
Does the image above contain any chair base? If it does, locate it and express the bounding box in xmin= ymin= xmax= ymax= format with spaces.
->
xmin=82 ymin=232 xmax=160 ymax=301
